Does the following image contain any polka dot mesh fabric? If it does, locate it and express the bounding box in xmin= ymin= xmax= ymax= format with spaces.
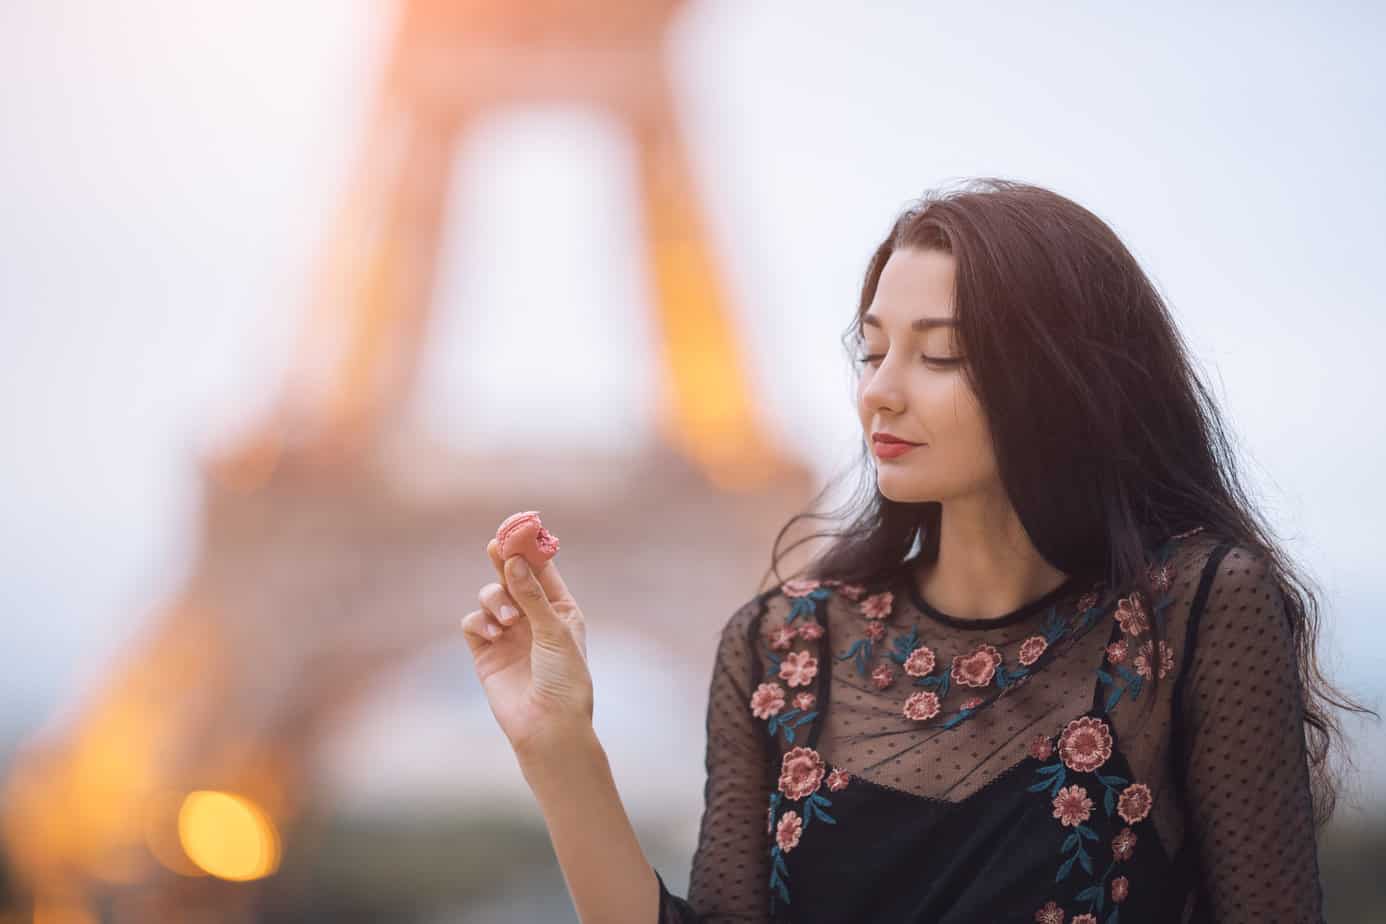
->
xmin=654 ymin=533 xmax=1325 ymax=922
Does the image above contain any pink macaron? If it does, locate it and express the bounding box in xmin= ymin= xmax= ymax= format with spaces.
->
xmin=495 ymin=510 xmax=561 ymax=569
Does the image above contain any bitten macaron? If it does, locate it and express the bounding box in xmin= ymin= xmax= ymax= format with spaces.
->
xmin=495 ymin=510 xmax=561 ymax=570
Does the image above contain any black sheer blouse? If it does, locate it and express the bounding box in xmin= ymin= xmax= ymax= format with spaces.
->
xmin=654 ymin=529 xmax=1325 ymax=922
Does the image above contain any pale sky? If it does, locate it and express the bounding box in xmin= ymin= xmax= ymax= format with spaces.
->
xmin=2 ymin=1 xmax=1383 ymax=793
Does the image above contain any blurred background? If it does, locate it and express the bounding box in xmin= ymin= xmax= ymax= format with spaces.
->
xmin=1 ymin=1 xmax=1383 ymax=921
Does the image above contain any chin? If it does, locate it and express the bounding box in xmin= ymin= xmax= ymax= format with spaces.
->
xmin=876 ymin=473 xmax=933 ymax=504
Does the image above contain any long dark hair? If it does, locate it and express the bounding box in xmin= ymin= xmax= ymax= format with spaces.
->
xmin=760 ymin=177 xmax=1374 ymax=830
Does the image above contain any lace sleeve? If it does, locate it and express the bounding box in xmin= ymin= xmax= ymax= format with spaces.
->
xmin=1174 ymin=545 xmax=1326 ymax=922
xmin=655 ymin=594 xmax=775 ymax=923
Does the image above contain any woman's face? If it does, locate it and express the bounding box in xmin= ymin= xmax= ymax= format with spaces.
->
xmin=854 ymin=247 xmax=999 ymax=504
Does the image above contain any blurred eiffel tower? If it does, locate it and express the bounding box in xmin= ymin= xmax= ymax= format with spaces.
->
xmin=1 ymin=1 xmax=819 ymax=920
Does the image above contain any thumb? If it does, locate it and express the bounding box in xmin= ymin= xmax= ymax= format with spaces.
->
xmin=504 ymin=555 xmax=571 ymax=649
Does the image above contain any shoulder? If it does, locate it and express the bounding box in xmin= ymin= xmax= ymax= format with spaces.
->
xmin=1158 ymin=536 xmax=1295 ymax=688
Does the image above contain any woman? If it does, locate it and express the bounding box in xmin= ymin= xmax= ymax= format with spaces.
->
xmin=459 ymin=179 xmax=1366 ymax=922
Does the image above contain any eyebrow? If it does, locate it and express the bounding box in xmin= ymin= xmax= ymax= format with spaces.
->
xmin=858 ymin=314 xmax=957 ymax=332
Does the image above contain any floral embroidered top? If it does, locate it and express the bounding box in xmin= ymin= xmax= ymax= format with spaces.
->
xmin=652 ymin=530 xmax=1326 ymax=923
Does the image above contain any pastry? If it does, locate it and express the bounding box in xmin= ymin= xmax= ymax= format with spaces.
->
xmin=495 ymin=510 xmax=561 ymax=569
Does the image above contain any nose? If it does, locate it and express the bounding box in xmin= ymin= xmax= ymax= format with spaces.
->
xmin=860 ymin=353 xmax=905 ymax=414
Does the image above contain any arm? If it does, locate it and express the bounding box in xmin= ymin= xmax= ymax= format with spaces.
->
xmin=520 ymin=595 xmax=775 ymax=924
xmin=655 ymin=596 xmax=776 ymax=922
xmin=518 ymin=726 xmax=663 ymax=924
xmin=1175 ymin=545 xmax=1326 ymax=922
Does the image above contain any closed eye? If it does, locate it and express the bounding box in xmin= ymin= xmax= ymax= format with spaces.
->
xmin=854 ymin=353 xmax=963 ymax=368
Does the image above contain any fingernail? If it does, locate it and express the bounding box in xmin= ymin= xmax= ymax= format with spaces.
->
xmin=486 ymin=625 xmax=500 ymax=637
xmin=500 ymin=605 xmax=517 ymax=623
xmin=513 ymin=558 xmax=529 ymax=579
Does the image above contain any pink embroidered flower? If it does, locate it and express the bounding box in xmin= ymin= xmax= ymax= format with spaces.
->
xmin=859 ymin=591 xmax=894 ymax=621
xmin=1105 ymin=640 xmax=1128 ymax=664
xmin=778 ymin=746 xmax=826 ymax=800
xmin=1072 ymin=916 xmax=1097 ymax=924
xmin=1052 ymin=784 xmax=1094 ymax=827
xmin=1133 ymin=639 xmax=1174 ymax=680
xmin=1018 ymin=635 xmax=1048 ymax=666
xmin=1058 ymin=716 xmax=1113 ymax=772
xmin=870 ymin=662 xmax=895 ymax=689
xmin=793 ymin=692 xmax=817 ymax=711
xmin=1117 ymin=782 xmax=1153 ymax=824
xmin=750 ymin=682 xmax=786 ymax=719
xmin=1034 ymin=900 xmax=1065 ymax=924
xmin=776 ymin=810 xmax=803 ymax=852
xmin=903 ymin=690 xmax=941 ymax=721
xmin=961 ymin=696 xmax=984 ymax=710
xmin=779 ymin=649 xmax=819 ymax=688
xmin=838 ymin=583 xmax=866 ymax=601
xmin=904 ymin=645 xmax=937 ymax=677
xmin=863 ymin=620 xmax=887 ymax=642
xmin=1075 ymin=589 xmax=1099 ymax=614
xmin=1028 ymin=734 xmax=1054 ymax=761
xmin=952 ymin=644 xmax=1003 ymax=688
xmin=782 ymin=579 xmax=822 ymax=598
xmin=798 ymin=621 xmax=824 ymax=641
xmin=1113 ymin=592 xmax=1149 ymax=636
xmin=1112 ymin=826 xmax=1137 ymax=860
xmin=826 ymin=768 xmax=851 ymax=791
xmin=1110 ymin=875 xmax=1129 ymax=903
xmin=1148 ymin=561 xmax=1173 ymax=594
xmin=769 ymin=626 xmax=798 ymax=651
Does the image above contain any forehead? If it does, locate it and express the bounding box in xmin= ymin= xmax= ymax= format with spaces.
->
xmin=861 ymin=247 xmax=957 ymax=333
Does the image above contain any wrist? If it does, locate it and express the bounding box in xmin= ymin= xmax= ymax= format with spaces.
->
xmin=514 ymin=722 xmax=603 ymax=779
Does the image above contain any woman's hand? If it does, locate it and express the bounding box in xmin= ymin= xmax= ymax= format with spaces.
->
xmin=461 ymin=539 xmax=594 ymax=762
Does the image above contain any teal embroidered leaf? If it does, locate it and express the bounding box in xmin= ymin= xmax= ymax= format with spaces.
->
xmin=1104 ymin=788 xmax=1116 ymax=816
xmin=1095 ymin=669 xmax=1114 ymax=685
xmin=1096 ymin=773 xmax=1128 ymax=787
xmin=1057 ymin=853 xmax=1077 ymax=882
xmin=1063 ymin=832 xmax=1079 ymax=853
xmin=1075 ymin=885 xmax=1101 ymax=903
xmin=794 ymin=711 xmax=818 ymax=727
xmin=836 ymin=639 xmax=866 ymax=663
xmin=1106 ymin=907 xmax=1120 ymax=924
xmin=1077 ymin=846 xmax=1093 ymax=875
xmin=1104 ymin=686 xmax=1124 ymax=713
xmin=1077 ymin=825 xmax=1099 ymax=842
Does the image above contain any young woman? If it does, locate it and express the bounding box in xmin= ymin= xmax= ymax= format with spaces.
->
xmin=460 ymin=179 xmax=1366 ymax=923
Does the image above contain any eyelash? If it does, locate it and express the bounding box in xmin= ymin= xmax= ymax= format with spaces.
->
xmin=854 ymin=353 xmax=962 ymax=368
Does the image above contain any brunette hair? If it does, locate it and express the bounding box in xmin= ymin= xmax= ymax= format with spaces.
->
xmin=761 ymin=177 xmax=1374 ymax=830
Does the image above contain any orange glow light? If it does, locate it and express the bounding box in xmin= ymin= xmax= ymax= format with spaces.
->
xmin=176 ymin=791 xmax=280 ymax=882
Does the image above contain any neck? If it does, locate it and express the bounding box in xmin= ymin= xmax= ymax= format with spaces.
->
xmin=914 ymin=491 xmax=1070 ymax=622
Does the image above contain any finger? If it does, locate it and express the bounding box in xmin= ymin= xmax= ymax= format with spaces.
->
xmin=504 ymin=555 xmax=571 ymax=648
xmin=479 ymin=582 xmax=522 ymax=626
xmin=490 ymin=538 xmax=571 ymax=606
xmin=460 ymin=608 xmax=504 ymax=652
xmin=487 ymin=538 xmax=507 ymax=585
xmin=530 ymin=556 xmax=573 ymax=606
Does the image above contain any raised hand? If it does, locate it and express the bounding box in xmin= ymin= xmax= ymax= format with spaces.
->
xmin=461 ymin=538 xmax=594 ymax=760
